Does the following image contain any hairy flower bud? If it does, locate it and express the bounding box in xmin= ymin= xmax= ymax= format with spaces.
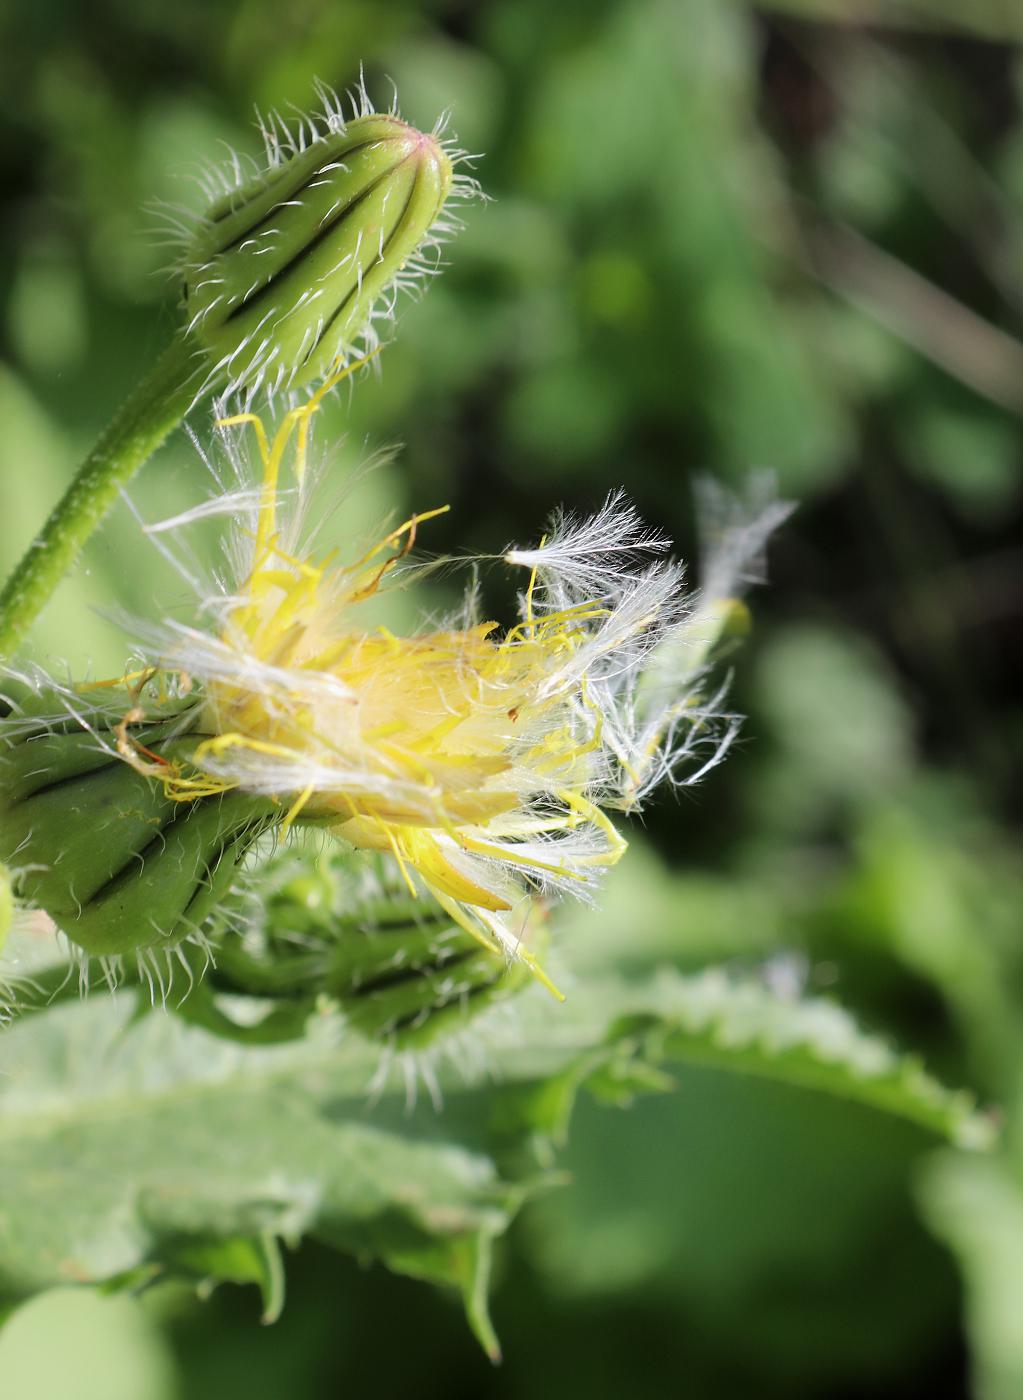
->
xmin=0 ymin=693 xmax=274 ymax=959
xmin=183 ymin=112 xmax=454 ymax=397
xmin=180 ymin=854 xmax=536 ymax=1049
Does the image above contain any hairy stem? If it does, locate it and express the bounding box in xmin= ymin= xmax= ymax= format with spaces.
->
xmin=0 ymin=334 xmax=202 ymax=655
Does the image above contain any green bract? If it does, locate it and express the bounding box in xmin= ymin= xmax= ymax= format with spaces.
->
xmin=184 ymin=114 xmax=453 ymax=395
xmin=0 ymin=693 xmax=274 ymax=958
xmin=175 ymin=854 xmax=536 ymax=1048
xmin=0 ymin=689 xmax=532 ymax=1047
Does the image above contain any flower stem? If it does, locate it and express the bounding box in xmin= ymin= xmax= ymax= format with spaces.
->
xmin=0 ymin=334 xmax=201 ymax=655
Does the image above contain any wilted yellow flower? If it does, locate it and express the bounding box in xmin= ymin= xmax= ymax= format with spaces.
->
xmin=115 ymin=367 xmax=787 ymax=993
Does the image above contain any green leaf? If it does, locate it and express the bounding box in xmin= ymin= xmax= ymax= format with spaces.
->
xmin=0 ymin=998 xmax=518 ymax=1352
xmin=0 ymin=917 xmax=991 ymax=1354
xmin=606 ymin=969 xmax=995 ymax=1150
xmin=487 ymin=965 xmax=993 ymax=1156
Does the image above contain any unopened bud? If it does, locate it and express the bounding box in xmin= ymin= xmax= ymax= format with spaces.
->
xmin=191 ymin=855 xmax=537 ymax=1048
xmin=184 ymin=114 xmax=454 ymax=396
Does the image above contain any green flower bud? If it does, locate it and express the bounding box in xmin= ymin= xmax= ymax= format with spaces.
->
xmin=0 ymin=693 xmax=274 ymax=959
xmin=184 ymin=113 xmax=454 ymax=397
xmin=177 ymin=853 xmax=536 ymax=1050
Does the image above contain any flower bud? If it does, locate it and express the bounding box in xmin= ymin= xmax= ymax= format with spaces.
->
xmin=188 ymin=855 xmax=537 ymax=1049
xmin=184 ymin=114 xmax=454 ymax=396
xmin=0 ymin=696 xmax=274 ymax=959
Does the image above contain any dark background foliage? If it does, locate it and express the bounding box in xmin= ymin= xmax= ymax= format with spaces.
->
xmin=1 ymin=1 xmax=1021 ymax=1396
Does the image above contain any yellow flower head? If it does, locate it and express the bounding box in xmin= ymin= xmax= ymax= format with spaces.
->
xmin=124 ymin=367 xmax=788 ymax=994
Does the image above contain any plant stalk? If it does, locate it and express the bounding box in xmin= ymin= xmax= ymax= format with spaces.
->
xmin=0 ymin=334 xmax=201 ymax=655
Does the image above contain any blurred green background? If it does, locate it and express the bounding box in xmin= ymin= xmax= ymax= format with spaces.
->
xmin=1 ymin=0 xmax=1022 ymax=1396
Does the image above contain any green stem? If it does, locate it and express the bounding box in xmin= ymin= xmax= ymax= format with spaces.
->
xmin=0 ymin=334 xmax=202 ymax=656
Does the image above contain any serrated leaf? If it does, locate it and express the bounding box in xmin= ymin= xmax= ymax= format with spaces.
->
xmin=0 ymin=999 xmax=518 ymax=1345
xmin=488 ymin=966 xmax=992 ymax=1156
xmin=608 ymin=968 xmax=997 ymax=1151
xmin=166 ymin=1232 xmax=285 ymax=1323
xmin=0 ymin=938 xmax=991 ymax=1354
